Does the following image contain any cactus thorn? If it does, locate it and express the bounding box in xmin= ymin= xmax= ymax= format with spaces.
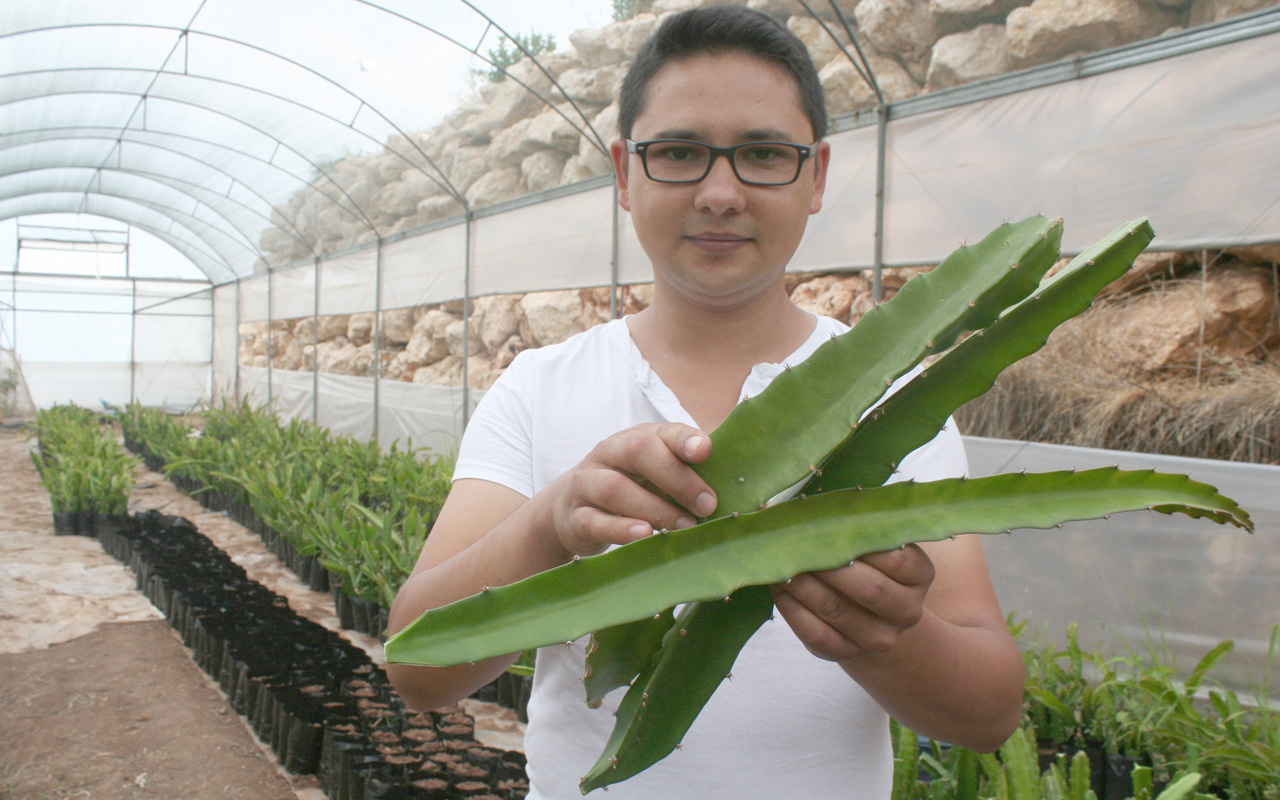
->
xmin=679 ymin=628 xmax=688 ymax=637
xmin=968 ymin=301 xmax=976 ymax=307
xmin=737 ymin=476 xmax=745 ymax=483
xmin=652 ymin=613 xmax=661 ymax=619
xmin=925 ymin=340 xmax=933 ymax=348
xmin=482 ymin=585 xmax=491 ymax=591
xmin=731 ymin=511 xmax=739 ymax=518
xmin=571 ymin=555 xmax=580 ymax=562
xmin=659 ymin=528 xmax=668 ymax=535
xmin=725 ymin=672 xmax=733 ymax=681
xmin=783 ymin=363 xmax=791 ymax=371
xmin=610 ymin=756 xmax=619 ymax=767
xmin=675 ymin=743 xmax=684 ymax=750
xmin=724 ymin=595 xmax=732 ymax=602
xmin=799 ymin=493 xmax=806 ymax=500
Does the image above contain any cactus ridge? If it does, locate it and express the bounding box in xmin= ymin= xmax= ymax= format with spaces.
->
xmin=699 ymin=216 xmax=1063 ymax=517
xmin=813 ymin=218 xmax=1155 ymax=494
xmin=584 ymin=215 xmax=1071 ymax=722
xmin=382 ymin=468 xmax=1250 ymax=668
xmin=584 ymin=608 xmax=674 ymax=706
xmin=579 ymin=586 xmax=774 ymax=793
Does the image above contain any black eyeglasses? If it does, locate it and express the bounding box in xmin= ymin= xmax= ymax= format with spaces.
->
xmin=626 ymin=139 xmax=816 ymax=186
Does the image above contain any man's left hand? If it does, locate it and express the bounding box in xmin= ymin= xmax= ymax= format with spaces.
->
xmin=770 ymin=544 xmax=935 ymax=663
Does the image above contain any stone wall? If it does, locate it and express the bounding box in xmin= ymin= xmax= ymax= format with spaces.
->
xmin=257 ymin=0 xmax=1280 ymax=265
xmin=236 ymin=267 xmax=926 ymax=388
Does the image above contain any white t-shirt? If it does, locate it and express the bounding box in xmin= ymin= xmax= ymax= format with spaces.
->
xmin=453 ymin=314 xmax=968 ymax=800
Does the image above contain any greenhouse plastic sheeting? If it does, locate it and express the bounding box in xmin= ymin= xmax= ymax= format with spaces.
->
xmin=211 ymin=283 xmax=238 ymax=398
xmin=967 ymin=436 xmax=1280 ymax=699
xmin=379 ymin=224 xmax=466 ymax=311
xmin=880 ymin=29 xmax=1280 ymax=263
xmin=471 ymin=187 xmax=615 ymax=298
xmin=376 ymin=378 xmax=471 ymax=456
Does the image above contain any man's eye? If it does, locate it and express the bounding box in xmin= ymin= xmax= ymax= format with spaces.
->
xmin=741 ymin=146 xmax=785 ymax=163
xmin=654 ymin=145 xmax=704 ymax=162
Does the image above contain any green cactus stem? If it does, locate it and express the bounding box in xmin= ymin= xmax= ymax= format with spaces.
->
xmin=383 ymin=468 xmax=1251 ymax=668
xmin=584 ymin=608 xmax=674 ymax=707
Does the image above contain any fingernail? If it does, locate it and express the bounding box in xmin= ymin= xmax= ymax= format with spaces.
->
xmin=630 ymin=523 xmax=652 ymax=539
xmin=694 ymin=492 xmax=716 ymax=517
xmin=675 ymin=515 xmax=695 ymax=529
xmin=684 ymin=435 xmax=705 ymax=458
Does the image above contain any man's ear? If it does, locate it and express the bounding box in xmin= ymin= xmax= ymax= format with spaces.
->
xmin=809 ymin=140 xmax=832 ymax=216
xmin=610 ymin=137 xmax=632 ymax=212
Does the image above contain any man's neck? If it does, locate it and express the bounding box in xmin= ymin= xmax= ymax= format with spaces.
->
xmin=626 ymin=285 xmax=816 ymax=431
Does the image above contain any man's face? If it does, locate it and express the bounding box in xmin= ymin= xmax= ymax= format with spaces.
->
xmin=611 ymin=50 xmax=830 ymax=312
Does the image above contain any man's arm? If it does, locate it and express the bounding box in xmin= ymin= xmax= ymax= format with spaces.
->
xmin=771 ymin=535 xmax=1024 ymax=752
xmin=386 ymin=423 xmax=716 ymax=711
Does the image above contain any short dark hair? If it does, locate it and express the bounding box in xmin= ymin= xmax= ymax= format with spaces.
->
xmin=617 ymin=6 xmax=827 ymax=143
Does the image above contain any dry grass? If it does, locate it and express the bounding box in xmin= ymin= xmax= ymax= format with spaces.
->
xmin=955 ymin=293 xmax=1280 ymax=465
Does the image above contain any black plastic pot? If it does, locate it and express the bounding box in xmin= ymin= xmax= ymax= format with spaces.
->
xmin=1104 ymin=753 xmax=1143 ymax=800
xmin=52 ymin=510 xmax=79 ymax=536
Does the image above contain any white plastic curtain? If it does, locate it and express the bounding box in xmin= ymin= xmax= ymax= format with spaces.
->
xmin=969 ymin=437 xmax=1280 ymax=701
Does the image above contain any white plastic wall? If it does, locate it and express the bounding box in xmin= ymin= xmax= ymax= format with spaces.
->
xmin=969 ymin=436 xmax=1280 ymax=699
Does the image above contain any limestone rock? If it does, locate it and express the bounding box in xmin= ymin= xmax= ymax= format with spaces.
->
xmin=473 ymin=294 xmax=525 ymax=354
xmin=622 ymin=283 xmax=654 ymax=315
xmin=465 ymin=166 xmax=524 ymax=209
xmin=554 ymin=65 xmax=629 ymax=105
xmin=790 ymin=274 xmax=874 ymax=323
xmin=1225 ymin=244 xmax=1280 ymax=265
xmin=295 ymin=314 xmax=351 ymax=343
xmin=404 ymin=309 xmax=456 ymax=365
xmin=444 ymin=316 xmax=484 ymax=359
xmin=855 ymin=0 xmax=940 ymax=62
xmin=925 ymin=24 xmax=1012 ymax=91
xmin=579 ymin=104 xmax=619 ymax=174
xmin=930 ymin=0 xmax=1028 ymax=34
xmin=491 ymin=334 xmax=528 ymax=370
xmin=521 ymin=290 xmax=586 ymax=347
xmin=1105 ymin=268 xmax=1280 ymax=374
xmin=1189 ymin=0 xmax=1276 ymax=24
xmin=467 ymin=354 xmax=502 ymax=390
xmin=560 ymin=154 xmax=601 ymax=185
xmin=1006 ymin=0 xmax=1179 ymax=68
xmin=444 ymin=144 xmax=494 ymax=195
xmin=523 ymin=149 xmax=572 ymax=193
xmin=569 ymin=15 xmax=659 ymax=69
xmin=417 ymin=195 xmax=464 ymax=225
xmin=820 ymin=54 xmax=920 ymax=116
xmin=381 ymin=306 xmax=421 ymax=345
xmin=580 ymin=287 xmax=615 ymax=329
xmin=382 ymin=350 xmax=419 ymax=382
xmin=412 ymin=354 xmax=463 ymax=387
xmin=347 ymin=313 xmax=375 ymax=346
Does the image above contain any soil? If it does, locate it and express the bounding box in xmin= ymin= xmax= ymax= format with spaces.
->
xmin=0 ymin=421 xmax=523 ymax=800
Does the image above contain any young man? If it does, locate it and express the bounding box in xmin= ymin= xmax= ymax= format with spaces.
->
xmin=388 ymin=7 xmax=1024 ymax=798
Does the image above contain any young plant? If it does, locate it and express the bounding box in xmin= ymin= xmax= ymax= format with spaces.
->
xmin=383 ymin=216 xmax=1255 ymax=792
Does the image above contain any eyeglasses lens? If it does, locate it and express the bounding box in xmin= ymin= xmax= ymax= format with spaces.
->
xmin=644 ymin=142 xmax=801 ymax=185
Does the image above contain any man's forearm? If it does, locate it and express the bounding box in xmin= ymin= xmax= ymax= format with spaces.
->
xmin=841 ymin=609 xmax=1025 ymax=752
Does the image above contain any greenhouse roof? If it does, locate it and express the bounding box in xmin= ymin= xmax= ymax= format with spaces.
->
xmin=0 ymin=1 xmax=656 ymax=283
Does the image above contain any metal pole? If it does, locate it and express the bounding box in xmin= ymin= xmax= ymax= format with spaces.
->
xmin=611 ymin=176 xmax=620 ymax=319
xmin=266 ymin=268 xmax=273 ymax=408
xmin=127 ymin=228 xmax=136 ymax=404
xmin=373 ymin=242 xmax=383 ymax=444
xmin=462 ymin=213 xmax=473 ymax=429
xmin=872 ymin=103 xmax=888 ymax=303
xmin=312 ymin=257 xmax=319 ymax=423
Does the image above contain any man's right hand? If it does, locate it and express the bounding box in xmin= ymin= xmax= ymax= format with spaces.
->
xmin=541 ymin=422 xmax=718 ymax=558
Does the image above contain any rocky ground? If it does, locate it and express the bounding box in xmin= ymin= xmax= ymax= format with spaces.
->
xmin=0 ymin=422 xmax=523 ymax=800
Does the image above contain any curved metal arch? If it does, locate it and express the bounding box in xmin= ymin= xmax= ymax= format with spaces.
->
xmin=0 ymin=194 xmax=234 ymax=284
xmin=1 ymin=22 xmax=467 ymax=209
xmin=2 ymin=130 xmax=326 ymax=259
xmin=353 ymin=0 xmax=612 ymax=155
xmin=0 ymin=85 xmax=383 ymax=257
xmin=1 ymin=170 xmax=265 ymax=276
xmin=3 ymin=147 xmax=275 ymax=258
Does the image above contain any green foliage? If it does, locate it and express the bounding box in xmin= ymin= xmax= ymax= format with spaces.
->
xmin=31 ymin=403 xmax=136 ymax=514
xmin=384 ymin=215 xmax=1260 ymax=793
xmin=477 ymin=30 xmax=556 ymax=83
xmin=117 ymin=399 xmax=453 ymax=609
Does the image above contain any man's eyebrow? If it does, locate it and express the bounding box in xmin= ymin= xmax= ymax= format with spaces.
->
xmin=649 ymin=128 xmax=797 ymax=142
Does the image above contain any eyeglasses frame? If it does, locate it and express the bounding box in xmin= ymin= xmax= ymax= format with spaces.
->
xmin=625 ymin=138 xmax=817 ymax=187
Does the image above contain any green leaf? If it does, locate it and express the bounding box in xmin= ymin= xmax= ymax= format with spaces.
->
xmin=384 ymin=467 xmax=1250 ymax=668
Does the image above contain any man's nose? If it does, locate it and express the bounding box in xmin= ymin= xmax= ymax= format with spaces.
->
xmin=694 ymin=153 xmax=746 ymax=213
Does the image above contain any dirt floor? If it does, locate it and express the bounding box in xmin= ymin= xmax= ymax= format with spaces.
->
xmin=0 ymin=421 xmax=523 ymax=800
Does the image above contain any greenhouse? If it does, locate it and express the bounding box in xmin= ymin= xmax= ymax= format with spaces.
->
xmin=2 ymin=0 xmax=1280 ymax=798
